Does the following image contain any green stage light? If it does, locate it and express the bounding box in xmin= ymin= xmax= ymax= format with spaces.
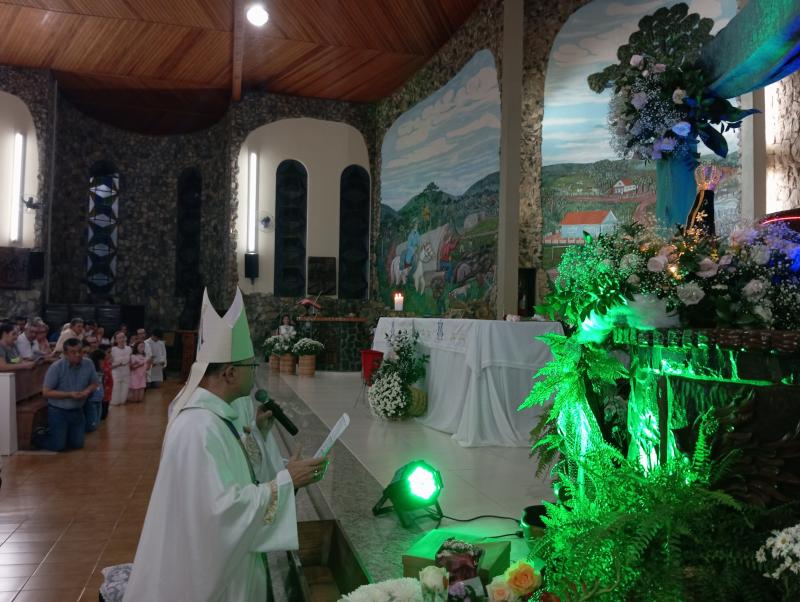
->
xmin=372 ymin=460 xmax=443 ymax=528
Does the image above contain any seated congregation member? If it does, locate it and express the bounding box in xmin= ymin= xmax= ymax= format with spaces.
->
xmin=144 ymin=328 xmax=167 ymax=388
xmin=0 ymin=323 xmax=36 ymax=372
xmin=32 ymin=338 xmax=98 ymax=452
xmin=85 ymin=349 xmax=106 ymax=433
xmin=54 ymin=318 xmax=85 ymax=354
xmin=124 ymin=289 xmax=326 ymax=601
xmin=96 ymin=325 xmax=110 ymax=346
xmin=15 ymin=322 xmax=37 ymax=360
xmin=32 ymin=319 xmax=56 ymax=360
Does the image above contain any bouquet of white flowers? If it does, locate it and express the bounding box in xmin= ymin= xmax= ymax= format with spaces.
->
xmin=368 ymin=372 xmax=409 ymax=420
xmin=292 ymin=338 xmax=324 ymax=356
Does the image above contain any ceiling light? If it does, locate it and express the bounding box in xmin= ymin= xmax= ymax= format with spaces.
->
xmin=246 ymin=3 xmax=269 ymax=27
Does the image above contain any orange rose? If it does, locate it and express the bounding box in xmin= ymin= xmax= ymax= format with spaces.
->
xmin=505 ymin=561 xmax=542 ymax=596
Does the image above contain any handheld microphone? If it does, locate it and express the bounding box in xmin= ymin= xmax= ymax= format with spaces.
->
xmin=254 ymin=389 xmax=299 ymax=436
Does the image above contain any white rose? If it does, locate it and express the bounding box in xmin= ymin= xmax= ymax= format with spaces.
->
xmin=620 ymin=253 xmax=639 ymax=270
xmin=627 ymin=274 xmax=641 ymax=285
xmin=695 ymin=257 xmax=719 ymax=278
xmin=647 ymin=255 xmax=668 ymax=272
xmin=753 ymin=305 xmax=773 ymax=323
xmin=718 ymin=254 xmax=734 ymax=267
xmin=677 ymin=282 xmax=705 ymax=306
xmin=419 ymin=566 xmax=447 ymax=592
xmin=630 ymin=54 xmax=644 ymax=68
xmin=743 ymin=278 xmax=767 ymax=300
xmin=750 ymin=245 xmax=771 ymax=265
xmin=672 ymin=88 xmax=687 ymax=104
xmin=658 ymin=244 xmax=677 ymax=258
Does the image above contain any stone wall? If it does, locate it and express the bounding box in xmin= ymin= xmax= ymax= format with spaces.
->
xmin=51 ymin=98 xmax=231 ymax=328
xmin=0 ymin=66 xmax=55 ymax=318
xmin=766 ymin=70 xmax=800 ymax=211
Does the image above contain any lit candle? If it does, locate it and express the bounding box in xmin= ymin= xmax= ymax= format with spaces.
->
xmin=393 ymin=293 xmax=404 ymax=312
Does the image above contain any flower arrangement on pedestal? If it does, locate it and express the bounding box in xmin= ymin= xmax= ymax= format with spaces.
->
xmin=368 ymin=330 xmax=429 ymax=420
xmin=588 ymin=2 xmax=757 ymax=164
xmin=292 ymin=337 xmax=324 ymax=376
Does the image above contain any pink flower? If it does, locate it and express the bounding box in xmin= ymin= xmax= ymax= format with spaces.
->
xmin=696 ymin=257 xmax=719 ymax=278
xmin=647 ymin=255 xmax=668 ymax=272
xmin=630 ymin=54 xmax=644 ymax=68
xmin=658 ymin=245 xmax=677 ymax=258
xmin=631 ymin=92 xmax=649 ymax=110
xmin=718 ymin=254 xmax=734 ymax=267
xmin=653 ymin=63 xmax=667 ymax=73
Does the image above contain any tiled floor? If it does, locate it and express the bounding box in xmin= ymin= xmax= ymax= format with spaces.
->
xmin=278 ymin=372 xmax=554 ymax=546
xmin=0 ymin=371 xmax=554 ymax=600
xmin=0 ymin=384 xmax=176 ymax=602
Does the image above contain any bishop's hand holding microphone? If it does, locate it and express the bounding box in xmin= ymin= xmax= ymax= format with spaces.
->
xmin=249 ymin=388 xmax=328 ymax=489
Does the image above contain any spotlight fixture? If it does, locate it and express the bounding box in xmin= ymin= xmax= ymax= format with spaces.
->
xmin=372 ymin=460 xmax=443 ymax=528
xmin=246 ymin=3 xmax=269 ymax=26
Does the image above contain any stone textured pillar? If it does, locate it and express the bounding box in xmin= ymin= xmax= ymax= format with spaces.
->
xmin=765 ymin=71 xmax=800 ymax=212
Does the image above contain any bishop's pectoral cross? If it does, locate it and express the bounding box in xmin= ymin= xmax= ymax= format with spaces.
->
xmin=658 ymin=0 xmax=800 ymax=224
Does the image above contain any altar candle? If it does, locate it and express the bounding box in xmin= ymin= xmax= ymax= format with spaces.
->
xmin=393 ymin=293 xmax=404 ymax=312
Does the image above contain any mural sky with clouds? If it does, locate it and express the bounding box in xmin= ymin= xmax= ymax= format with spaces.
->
xmin=381 ymin=49 xmax=501 ymax=210
xmin=543 ymin=0 xmax=737 ymax=166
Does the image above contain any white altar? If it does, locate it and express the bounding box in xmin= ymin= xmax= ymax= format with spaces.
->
xmin=372 ymin=317 xmax=563 ymax=447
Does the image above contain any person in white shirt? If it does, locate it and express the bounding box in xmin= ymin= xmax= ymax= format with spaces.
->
xmin=54 ymin=318 xmax=85 ymax=354
xmin=109 ymin=331 xmax=131 ymax=405
xmin=15 ymin=323 xmax=37 ymax=360
xmin=144 ymin=328 xmax=167 ymax=388
xmin=124 ymin=289 xmax=326 ymax=601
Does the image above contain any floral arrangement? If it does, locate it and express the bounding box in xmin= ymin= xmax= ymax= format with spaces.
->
xmin=368 ymin=372 xmax=409 ymax=420
xmin=368 ymin=330 xmax=429 ymax=420
xmin=269 ymin=334 xmax=296 ymax=356
xmin=262 ymin=334 xmax=283 ymax=356
xmin=340 ymin=561 xmax=542 ymax=602
xmin=541 ymin=221 xmax=800 ymax=332
xmin=588 ymin=3 xmax=756 ymax=163
xmin=756 ymin=522 xmax=800 ymax=599
xmin=292 ymin=337 xmax=324 ymax=356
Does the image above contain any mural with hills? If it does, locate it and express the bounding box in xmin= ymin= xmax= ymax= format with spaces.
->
xmin=378 ymin=50 xmax=500 ymax=317
xmin=542 ymin=0 xmax=740 ymax=274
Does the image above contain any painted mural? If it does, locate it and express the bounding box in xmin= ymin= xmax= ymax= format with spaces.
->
xmin=378 ymin=50 xmax=501 ymax=317
xmin=542 ymin=0 xmax=740 ymax=274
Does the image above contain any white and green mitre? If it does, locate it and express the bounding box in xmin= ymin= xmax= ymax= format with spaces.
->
xmin=168 ymin=287 xmax=254 ymax=425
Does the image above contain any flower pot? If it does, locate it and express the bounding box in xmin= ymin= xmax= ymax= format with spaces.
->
xmin=297 ymin=355 xmax=316 ymax=377
xmin=269 ymin=354 xmax=281 ymax=372
xmin=279 ymin=353 xmax=296 ymax=375
xmin=408 ymin=386 xmax=428 ymax=417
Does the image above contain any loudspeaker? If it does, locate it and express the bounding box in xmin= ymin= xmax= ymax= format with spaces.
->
xmin=28 ymin=251 xmax=44 ymax=280
xmin=244 ymin=253 xmax=259 ymax=280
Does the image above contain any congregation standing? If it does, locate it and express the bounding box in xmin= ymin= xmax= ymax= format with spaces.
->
xmin=0 ymin=316 xmax=168 ymax=452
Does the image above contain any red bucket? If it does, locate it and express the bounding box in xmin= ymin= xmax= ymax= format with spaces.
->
xmin=360 ymin=349 xmax=384 ymax=385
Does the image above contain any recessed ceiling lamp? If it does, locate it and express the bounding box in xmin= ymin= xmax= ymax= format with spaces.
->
xmin=246 ymin=3 xmax=269 ymax=27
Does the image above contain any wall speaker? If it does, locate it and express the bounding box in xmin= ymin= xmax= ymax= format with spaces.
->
xmin=244 ymin=252 xmax=259 ymax=280
xmin=28 ymin=251 xmax=44 ymax=280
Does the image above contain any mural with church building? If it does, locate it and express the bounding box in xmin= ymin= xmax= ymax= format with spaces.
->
xmin=541 ymin=0 xmax=741 ymax=275
xmin=377 ymin=50 xmax=501 ymax=318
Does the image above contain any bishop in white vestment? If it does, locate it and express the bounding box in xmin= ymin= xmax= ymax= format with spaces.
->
xmin=124 ymin=289 xmax=325 ymax=601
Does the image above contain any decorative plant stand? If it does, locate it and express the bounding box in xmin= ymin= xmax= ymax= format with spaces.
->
xmin=279 ymin=353 xmax=296 ymax=375
xmin=297 ymin=355 xmax=316 ymax=377
xmin=269 ymin=354 xmax=281 ymax=372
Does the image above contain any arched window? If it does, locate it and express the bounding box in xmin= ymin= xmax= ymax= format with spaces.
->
xmin=338 ymin=165 xmax=370 ymax=299
xmin=87 ymin=161 xmax=119 ymax=301
xmin=274 ymin=160 xmax=308 ymax=297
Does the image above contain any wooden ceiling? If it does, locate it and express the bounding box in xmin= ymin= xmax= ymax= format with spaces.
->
xmin=0 ymin=0 xmax=481 ymax=134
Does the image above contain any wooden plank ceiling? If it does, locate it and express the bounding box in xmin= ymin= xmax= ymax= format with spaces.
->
xmin=0 ymin=0 xmax=481 ymax=134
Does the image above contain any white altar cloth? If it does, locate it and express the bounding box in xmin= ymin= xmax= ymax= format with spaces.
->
xmin=372 ymin=317 xmax=563 ymax=447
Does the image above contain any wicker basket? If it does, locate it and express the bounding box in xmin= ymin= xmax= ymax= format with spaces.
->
xmin=269 ymin=354 xmax=281 ymax=372
xmin=279 ymin=353 xmax=296 ymax=375
xmin=297 ymin=355 xmax=316 ymax=377
xmin=407 ymin=386 xmax=428 ymax=417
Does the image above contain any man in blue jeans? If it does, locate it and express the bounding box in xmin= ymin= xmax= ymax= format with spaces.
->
xmin=33 ymin=338 xmax=99 ymax=451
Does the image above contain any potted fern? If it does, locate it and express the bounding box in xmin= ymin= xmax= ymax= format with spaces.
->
xmin=292 ymin=338 xmax=324 ymax=377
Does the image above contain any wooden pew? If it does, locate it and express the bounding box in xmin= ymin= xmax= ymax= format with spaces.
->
xmin=0 ymin=364 xmax=49 ymax=454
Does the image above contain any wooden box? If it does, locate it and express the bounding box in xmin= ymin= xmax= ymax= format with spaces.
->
xmin=402 ymin=529 xmax=510 ymax=583
xmin=285 ymin=520 xmax=370 ymax=601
